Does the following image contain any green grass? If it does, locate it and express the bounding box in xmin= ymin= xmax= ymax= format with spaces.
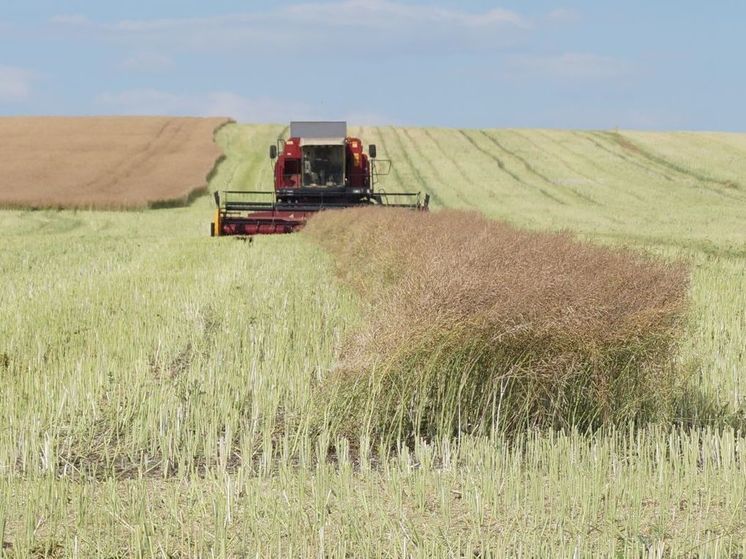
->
xmin=0 ymin=123 xmax=745 ymax=556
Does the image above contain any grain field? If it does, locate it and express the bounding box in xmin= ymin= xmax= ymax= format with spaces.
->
xmin=0 ymin=116 xmax=231 ymax=209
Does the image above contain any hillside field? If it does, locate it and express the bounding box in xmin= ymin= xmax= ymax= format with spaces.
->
xmin=0 ymin=117 xmax=230 ymax=210
xmin=0 ymin=123 xmax=745 ymax=556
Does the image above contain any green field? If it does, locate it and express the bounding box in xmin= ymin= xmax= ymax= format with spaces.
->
xmin=1 ymin=123 xmax=745 ymax=556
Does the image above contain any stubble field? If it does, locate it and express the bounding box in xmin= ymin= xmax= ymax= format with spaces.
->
xmin=0 ymin=122 xmax=745 ymax=556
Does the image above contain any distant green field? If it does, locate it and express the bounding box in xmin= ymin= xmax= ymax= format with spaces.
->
xmin=1 ymin=124 xmax=745 ymax=556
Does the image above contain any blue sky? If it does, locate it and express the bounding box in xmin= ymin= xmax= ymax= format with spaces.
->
xmin=1 ymin=1 xmax=743 ymax=130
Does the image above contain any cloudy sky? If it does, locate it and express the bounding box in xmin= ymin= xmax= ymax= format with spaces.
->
xmin=1 ymin=1 xmax=743 ymax=130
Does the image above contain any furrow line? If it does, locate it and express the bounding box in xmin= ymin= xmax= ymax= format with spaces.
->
xmin=382 ymin=127 xmax=445 ymax=207
xmin=506 ymin=130 xmax=602 ymax=206
xmin=577 ymin=131 xmax=676 ymax=184
xmin=462 ymin=130 xmax=566 ymax=205
xmin=603 ymin=132 xmax=744 ymax=198
xmin=400 ymin=128 xmax=476 ymax=208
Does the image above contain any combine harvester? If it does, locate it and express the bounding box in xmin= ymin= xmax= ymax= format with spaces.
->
xmin=211 ymin=121 xmax=429 ymax=236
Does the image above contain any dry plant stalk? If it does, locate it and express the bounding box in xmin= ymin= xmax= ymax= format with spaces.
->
xmin=306 ymin=208 xmax=690 ymax=441
xmin=0 ymin=116 xmax=231 ymax=209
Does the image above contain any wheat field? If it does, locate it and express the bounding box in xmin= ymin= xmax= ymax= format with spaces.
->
xmin=0 ymin=123 xmax=745 ymax=556
xmin=0 ymin=117 xmax=230 ymax=210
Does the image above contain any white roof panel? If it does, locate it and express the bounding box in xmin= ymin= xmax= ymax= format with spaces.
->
xmin=300 ymin=137 xmax=346 ymax=146
xmin=290 ymin=121 xmax=347 ymax=139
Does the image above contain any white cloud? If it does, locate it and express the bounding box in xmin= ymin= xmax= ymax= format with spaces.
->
xmin=95 ymin=89 xmax=315 ymax=123
xmin=50 ymin=2 xmax=529 ymax=54
xmin=203 ymin=92 xmax=317 ymax=122
xmin=96 ymin=88 xmax=400 ymax=124
xmin=122 ymin=52 xmax=173 ymax=72
xmin=96 ymin=89 xmax=196 ymax=114
xmin=282 ymin=1 xmax=527 ymax=28
xmin=505 ymin=53 xmax=633 ymax=80
xmin=545 ymin=8 xmax=581 ymax=24
xmin=0 ymin=65 xmax=34 ymax=101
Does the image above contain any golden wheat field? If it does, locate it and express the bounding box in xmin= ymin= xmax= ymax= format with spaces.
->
xmin=0 ymin=117 xmax=230 ymax=209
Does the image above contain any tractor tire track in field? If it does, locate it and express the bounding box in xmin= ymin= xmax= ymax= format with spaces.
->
xmin=601 ymin=132 xmax=744 ymax=197
xmin=575 ymin=132 xmax=677 ymax=184
xmin=499 ymin=130 xmax=602 ymax=206
xmin=108 ymin=119 xmax=200 ymax=199
xmin=114 ymin=122 xmax=187 ymax=196
xmin=377 ymin=126 xmax=446 ymax=207
xmin=529 ymin=130 xmax=613 ymax=206
xmin=0 ymin=116 xmax=232 ymax=210
xmin=370 ymin=127 xmax=411 ymax=198
xmin=82 ymin=119 xmax=179 ymax=194
xmin=20 ymin=212 xmax=85 ymax=235
xmin=585 ymin=130 xmax=710 ymax=194
xmin=567 ymin=132 xmax=651 ymax=203
xmin=461 ymin=130 xmax=567 ymax=205
xmin=480 ymin=131 xmax=555 ymax=185
xmin=421 ymin=129 xmax=498 ymax=201
xmin=532 ymin=130 xmax=678 ymax=207
xmin=399 ymin=128 xmax=476 ymax=208
xmin=422 ymin=129 xmax=502 ymax=204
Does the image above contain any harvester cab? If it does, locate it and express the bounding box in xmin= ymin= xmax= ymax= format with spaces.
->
xmin=211 ymin=121 xmax=429 ymax=236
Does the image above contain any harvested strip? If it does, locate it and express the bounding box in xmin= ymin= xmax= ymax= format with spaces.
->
xmin=0 ymin=116 xmax=231 ymax=209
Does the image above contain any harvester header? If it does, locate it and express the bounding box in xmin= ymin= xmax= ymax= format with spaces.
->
xmin=211 ymin=121 xmax=429 ymax=236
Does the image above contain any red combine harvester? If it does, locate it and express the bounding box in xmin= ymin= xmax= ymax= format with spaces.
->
xmin=211 ymin=121 xmax=429 ymax=236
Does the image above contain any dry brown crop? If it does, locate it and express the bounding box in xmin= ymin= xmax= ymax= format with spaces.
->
xmin=0 ymin=116 xmax=231 ymax=209
xmin=306 ymin=208 xmax=690 ymax=441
